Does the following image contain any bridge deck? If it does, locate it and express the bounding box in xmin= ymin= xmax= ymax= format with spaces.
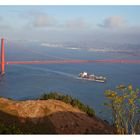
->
xmin=3 ymin=59 xmax=140 ymax=65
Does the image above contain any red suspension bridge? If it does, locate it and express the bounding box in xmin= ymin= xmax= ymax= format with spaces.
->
xmin=1 ymin=38 xmax=140 ymax=75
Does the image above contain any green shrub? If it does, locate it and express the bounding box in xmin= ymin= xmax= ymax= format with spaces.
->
xmin=40 ymin=92 xmax=95 ymax=117
xmin=0 ymin=123 xmax=23 ymax=134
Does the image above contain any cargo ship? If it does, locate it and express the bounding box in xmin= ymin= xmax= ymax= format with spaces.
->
xmin=78 ymin=72 xmax=106 ymax=83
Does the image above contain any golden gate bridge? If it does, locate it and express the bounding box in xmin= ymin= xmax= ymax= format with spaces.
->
xmin=1 ymin=38 xmax=140 ymax=75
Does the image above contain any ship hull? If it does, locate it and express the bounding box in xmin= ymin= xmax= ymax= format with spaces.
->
xmin=77 ymin=77 xmax=105 ymax=83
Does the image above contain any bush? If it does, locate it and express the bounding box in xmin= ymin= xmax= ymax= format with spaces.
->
xmin=0 ymin=123 xmax=23 ymax=134
xmin=40 ymin=92 xmax=95 ymax=117
xmin=104 ymin=85 xmax=140 ymax=134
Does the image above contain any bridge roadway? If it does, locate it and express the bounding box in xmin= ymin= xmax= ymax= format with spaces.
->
xmin=4 ymin=59 xmax=140 ymax=65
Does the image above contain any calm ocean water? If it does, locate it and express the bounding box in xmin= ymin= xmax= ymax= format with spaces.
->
xmin=1 ymin=44 xmax=140 ymax=121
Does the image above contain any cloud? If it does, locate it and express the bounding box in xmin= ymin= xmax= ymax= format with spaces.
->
xmin=98 ymin=16 xmax=126 ymax=29
xmin=23 ymin=11 xmax=57 ymax=28
xmin=65 ymin=18 xmax=90 ymax=30
xmin=21 ymin=12 xmax=90 ymax=30
xmin=33 ymin=13 xmax=57 ymax=28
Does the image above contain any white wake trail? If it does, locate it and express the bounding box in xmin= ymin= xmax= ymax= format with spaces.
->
xmin=14 ymin=65 xmax=78 ymax=79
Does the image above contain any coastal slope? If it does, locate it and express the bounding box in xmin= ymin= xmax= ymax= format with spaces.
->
xmin=0 ymin=98 xmax=114 ymax=134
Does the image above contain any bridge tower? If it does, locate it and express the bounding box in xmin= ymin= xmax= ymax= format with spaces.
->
xmin=1 ymin=38 xmax=5 ymax=75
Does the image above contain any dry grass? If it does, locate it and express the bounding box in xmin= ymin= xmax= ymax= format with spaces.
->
xmin=0 ymin=98 xmax=114 ymax=134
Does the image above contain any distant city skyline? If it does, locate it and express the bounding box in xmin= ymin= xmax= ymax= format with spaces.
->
xmin=0 ymin=6 xmax=140 ymax=43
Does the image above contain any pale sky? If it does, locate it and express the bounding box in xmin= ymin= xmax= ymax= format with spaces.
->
xmin=0 ymin=6 xmax=140 ymax=43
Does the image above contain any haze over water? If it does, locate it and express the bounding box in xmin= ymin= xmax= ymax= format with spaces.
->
xmin=1 ymin=42 xmax=140 ymax=121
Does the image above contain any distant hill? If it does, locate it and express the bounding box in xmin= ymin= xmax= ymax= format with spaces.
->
xmin=0 ymin=98 xmax=114 ymax=134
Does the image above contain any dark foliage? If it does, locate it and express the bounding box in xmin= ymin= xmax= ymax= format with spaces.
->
xmin=0 ymin=123 xmax=23 ymax=134
xmin=40 ymin=92 xmax=95 ymax=117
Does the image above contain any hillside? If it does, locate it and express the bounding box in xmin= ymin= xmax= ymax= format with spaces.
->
xmin=0 ymin=98 xmax=114 ymax=134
